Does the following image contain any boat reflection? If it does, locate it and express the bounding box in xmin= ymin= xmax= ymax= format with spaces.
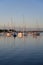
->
xmin=0 ymin=33 xmax=4 ymax=36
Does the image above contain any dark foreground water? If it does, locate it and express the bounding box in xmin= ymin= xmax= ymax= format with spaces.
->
xmin=0 ymin=34 xmax=43 ymax=65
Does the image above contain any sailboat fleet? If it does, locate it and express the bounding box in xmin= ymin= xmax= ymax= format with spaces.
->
xmin=0 ymin=31 xmax=40 ymax=39
xmin=0 ymin=16 xmax=40 ymax=38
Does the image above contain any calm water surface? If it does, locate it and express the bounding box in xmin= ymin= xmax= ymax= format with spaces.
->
xmin=0 ymin=34 xmax=43 ymax=65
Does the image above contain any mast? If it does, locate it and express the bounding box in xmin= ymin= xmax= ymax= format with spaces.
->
xmin=36 ymin=18 xmax=40 ymax=31
xmin=23 ymin=14 xmax=25 ymax=33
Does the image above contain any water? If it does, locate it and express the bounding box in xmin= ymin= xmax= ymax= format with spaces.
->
xmin=0 ymin=34 xmax=43 ymax=65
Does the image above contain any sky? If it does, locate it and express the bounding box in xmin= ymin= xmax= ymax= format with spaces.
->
xmin=0 ymin=0 xmax=43 ymax=28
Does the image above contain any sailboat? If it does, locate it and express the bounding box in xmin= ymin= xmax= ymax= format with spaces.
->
xmin=32 ymin=18 xmax=40 ymax=36
xmin=12 ymin=17 xmax=17 ymax=38
xmin=17 ymin=26 xmax=23 ymax=38
xmin=6 ymin=21 xmax=12 ymax=37
xmin=13 ymin=31 xmax=17 ymax=37
xmin=18 ymin=31 xmax=23 ymax=38
xmin=33 ymin=32 xmax=40 ymax=36
xmin=6 ymin=32 xmax=12 ymax=37
xmin=22 ymin=15 xmax=28 ymax=37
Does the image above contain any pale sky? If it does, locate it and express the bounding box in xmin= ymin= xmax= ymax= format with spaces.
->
xmin=0 ymin=0 xmax=43 ymax=28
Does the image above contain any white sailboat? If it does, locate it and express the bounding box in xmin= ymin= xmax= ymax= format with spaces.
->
xmin=6 ymin=19 xmax=12 ymax=37
xmin=18 ymin=32 xmax=23 ymax=38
